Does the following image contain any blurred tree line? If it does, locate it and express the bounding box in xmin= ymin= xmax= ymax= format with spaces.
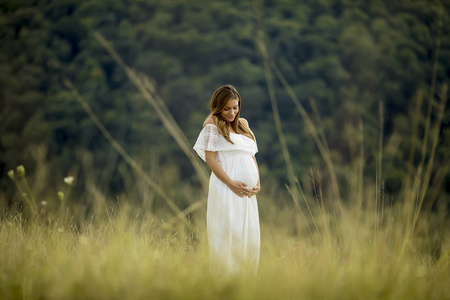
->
xmin=0 ymin=0 xmax=449 ymax=210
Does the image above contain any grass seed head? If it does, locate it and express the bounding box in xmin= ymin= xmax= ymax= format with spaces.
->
xmin=58 ymin=191 xmax=65 ymax=201
xmin=16 ymin=165 xmax=25 ymax=177
xmin=8 ymin=169 xmax=14 ymax=179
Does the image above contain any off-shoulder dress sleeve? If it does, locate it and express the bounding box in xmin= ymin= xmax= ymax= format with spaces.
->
xmin=193 ymin=125 xmax=221 ymax=162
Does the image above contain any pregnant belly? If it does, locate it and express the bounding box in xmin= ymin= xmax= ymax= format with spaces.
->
xmin=223 ymin=155 xmax=258 ymax=189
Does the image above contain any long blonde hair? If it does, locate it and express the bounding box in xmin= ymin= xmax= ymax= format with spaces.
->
xmin=203 ymin=85 xmax=255 ymax=144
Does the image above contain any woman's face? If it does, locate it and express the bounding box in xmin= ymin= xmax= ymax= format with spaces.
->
xmin=220 ymin=98 xmax=239 ymax=123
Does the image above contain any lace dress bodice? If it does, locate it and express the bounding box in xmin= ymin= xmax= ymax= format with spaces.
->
xmin=193 ymin=124 xmax=258 ymax=163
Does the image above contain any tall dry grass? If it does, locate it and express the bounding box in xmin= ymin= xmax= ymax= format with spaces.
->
xmin=1 ymin=160 xmax=449 ymax=299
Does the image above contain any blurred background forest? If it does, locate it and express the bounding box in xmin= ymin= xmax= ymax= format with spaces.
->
xmin=0 ymin=0 xmax=449 ymax=216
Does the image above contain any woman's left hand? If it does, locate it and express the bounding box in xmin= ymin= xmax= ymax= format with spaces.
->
xmin=249 ymin=185 xmax=260 ymax=197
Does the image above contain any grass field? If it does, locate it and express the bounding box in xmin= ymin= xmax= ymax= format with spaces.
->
xmin=1 ymin=181 xmax=449 ymax=300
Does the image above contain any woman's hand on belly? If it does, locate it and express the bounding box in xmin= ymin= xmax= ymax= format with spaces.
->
xmin=249 ymin=184 xmax=260 ymax=197
xmin=229 ymin=180 xmax=252 ymax=198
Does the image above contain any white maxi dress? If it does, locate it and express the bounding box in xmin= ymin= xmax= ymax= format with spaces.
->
xmin=194 ymin=124 xmax=260 ymax=274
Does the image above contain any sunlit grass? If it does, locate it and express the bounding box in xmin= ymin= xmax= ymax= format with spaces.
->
xmin=1 ymin=186 xmax=449 ymax=299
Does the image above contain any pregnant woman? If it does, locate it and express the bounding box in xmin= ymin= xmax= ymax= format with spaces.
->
xmin=194 ymin=85 xmax=261 ymax=275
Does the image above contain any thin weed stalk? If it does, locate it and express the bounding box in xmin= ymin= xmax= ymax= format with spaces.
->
xmin=297 ymin=178 xmax=322 ymax=241
xmin=253 ymin=4 xmax=296 ymax=190
xmin=407 ymin=91 xmax=424 ymax=174
xmin=308 ymin=98 xmax=331 ymax=158
xmin=411 ymin=84 xmax=448 ymax=234
xmin=357 ymin=119 xmax=364 ymax=221
xmin=63 ymin=78 xmax=189 ymax=226
xmin=8 ymin=169 xmax=37 ymax=216
xmin=252 ymin=0 xmax=341 ymax=207
xmin=273 ymin=59 xmax=340 ymax=204
xmin=286 ymin=183 xmax=317 ymax=245
xmin=422 ymin=84 xmax=448 ymax=195
xmin=94 ymin=32 xmax=209 ymax=220
xmin=93 ymin=32 xmax=209 ymax=192
xmin=21 ymin=177 xmax=37 ymax=213
xmin=419 ymin=22 xmax=442 ymax=168
xmin=375 ymin=102 xmax=384 ymax=245
xmin=309 ymin=168 xmax=331 ymax=245
xmin=426 ymin=164 xmax=449 ymax=212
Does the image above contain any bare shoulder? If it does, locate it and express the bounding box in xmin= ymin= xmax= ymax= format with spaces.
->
xmin=240 ymin=117 xmax=249 ymax=127
xmin=204 ymin=115 xmax=216 ymax=125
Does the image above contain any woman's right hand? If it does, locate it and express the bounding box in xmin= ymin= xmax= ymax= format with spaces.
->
xmin=228 ymin=180 xmax=252 ymax=197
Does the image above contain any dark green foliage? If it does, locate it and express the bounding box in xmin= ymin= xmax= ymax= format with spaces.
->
xmin=0 ymin=0 xmax=449 ymax=208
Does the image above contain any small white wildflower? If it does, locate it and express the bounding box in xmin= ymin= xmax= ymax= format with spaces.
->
xmin=16 ymin=165 xmax=25 ymax=177
xmin=41 ymin=201 xmax=47 ymax=206
xmin=7 ymin=170 xmax=14 ymax=179
xmin=64 ymin=176 xmax=74 ymax=186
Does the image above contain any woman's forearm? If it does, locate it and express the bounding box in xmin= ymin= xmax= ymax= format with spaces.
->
xmin=205 ymin=150 xmax=232 ymax=186
xmin=205 ymin=150 xmax=255 ymax=197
